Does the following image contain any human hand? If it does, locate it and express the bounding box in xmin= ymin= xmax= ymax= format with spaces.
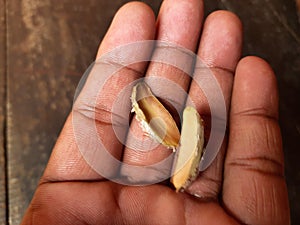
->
xmin=21 ymin=1 xmax=290 ymax=224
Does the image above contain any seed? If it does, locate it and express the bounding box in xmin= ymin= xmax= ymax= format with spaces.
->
xmin=131 ymin=82 xmax=204 ymax=191
xmin=131 ymin=82 xmax=180 ymax=149
xmin=170 ymin=106 xmax=204 ymax=191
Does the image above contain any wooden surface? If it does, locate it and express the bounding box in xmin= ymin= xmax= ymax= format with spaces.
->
xmin=0 ymin=0 xmax=7 ymax=224
xmin=0 ymin=0 xmax=299 ymax=224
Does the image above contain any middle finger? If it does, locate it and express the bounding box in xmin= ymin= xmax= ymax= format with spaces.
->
xmin=121 ymin=0 xmax=204 ymax=183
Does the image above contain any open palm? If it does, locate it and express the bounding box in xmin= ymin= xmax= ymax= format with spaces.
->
xmin=21 ymin=1 xmax=290 ymax=224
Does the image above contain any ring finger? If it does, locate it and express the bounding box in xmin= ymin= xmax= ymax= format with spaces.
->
xmin=186 ymin=11 xmax=242 ymax=198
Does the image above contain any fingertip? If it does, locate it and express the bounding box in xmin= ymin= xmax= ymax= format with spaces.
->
xmin=236 ymin=56 xmax=277 ymax=86
xmin=199 ymin=10 xmax=243 ymax=70
xmin=97 ymin=1 xmax=156 ymax=57
xmin=237 ymin=56 xmax=276 ymax=81
xmin=206 ymin=10 xmax=242 ymax=30
xmin=117 ymin=1 xmax=156 ymax=24
xmin=232 ymin=56 xmax=279 ymax=119
xmin=156 ymin=0 xmax=204 ymax=50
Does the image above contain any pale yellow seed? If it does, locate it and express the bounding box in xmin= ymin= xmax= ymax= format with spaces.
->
xmin=170 ymin=106 xmax=204 ymax=191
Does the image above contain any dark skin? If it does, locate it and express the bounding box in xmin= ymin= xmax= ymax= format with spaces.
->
xmin=21 ymin=1 xmax=290 ymax=224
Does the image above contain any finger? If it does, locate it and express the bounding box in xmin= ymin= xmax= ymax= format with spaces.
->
xmin=42 ymin=2 xmax=156 ymax=182
xmin=222 ymin=56 xmax=290 ymax=224
xmin=121 ymin=0 xmax=204 ymax=182
xmin=186 ymin=11 xmax=242 ymax=198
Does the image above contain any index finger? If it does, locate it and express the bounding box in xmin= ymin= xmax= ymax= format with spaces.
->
xmin=42 ymin=2 xmax=156 ymax=182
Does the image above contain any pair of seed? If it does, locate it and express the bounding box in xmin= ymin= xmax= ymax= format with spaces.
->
xmin=131 ymin=82 xmax=204 ymax=191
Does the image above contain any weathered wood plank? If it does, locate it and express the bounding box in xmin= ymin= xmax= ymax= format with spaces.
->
xmin=0 ymin=0 xmax=7 ymax=224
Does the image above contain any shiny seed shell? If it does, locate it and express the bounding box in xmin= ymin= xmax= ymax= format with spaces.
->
xmin=131 ymin=82 xmax=180 ymax=149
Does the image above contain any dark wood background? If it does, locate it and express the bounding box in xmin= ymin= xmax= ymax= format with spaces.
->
xmin=0 ymin=0 xmax=299 ymax=224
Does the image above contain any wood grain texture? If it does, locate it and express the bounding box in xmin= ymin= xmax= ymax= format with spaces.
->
xmin=0 ymin=0 xmax=7 ymax=224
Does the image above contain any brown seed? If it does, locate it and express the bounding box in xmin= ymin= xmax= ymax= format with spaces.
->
xmin=131 ymin=82 xmax=180 ymax=149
